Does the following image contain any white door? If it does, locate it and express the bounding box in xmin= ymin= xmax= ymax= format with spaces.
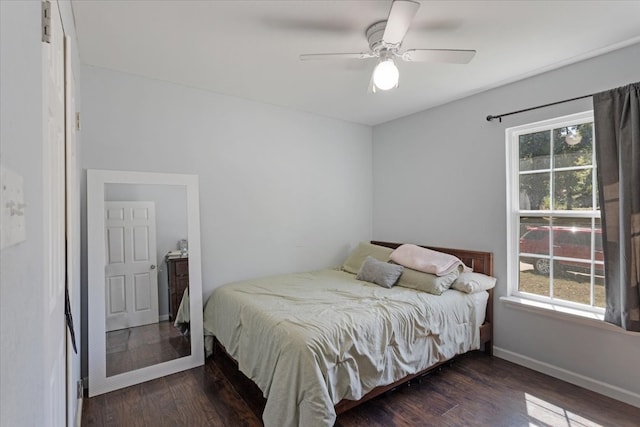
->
xmin=64 ymin=35 xmax=80 ymax=426
xmin=42 ymin=0 xmax=66 ymax=425
xmin=105 ymin=201 xmax=159 ymax=331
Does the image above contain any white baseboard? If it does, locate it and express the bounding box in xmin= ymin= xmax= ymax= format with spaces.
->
xmin=493 ymin=346 xmax=640 ymax=408
xmin=159 ymin=314 xmax=170 ymax=322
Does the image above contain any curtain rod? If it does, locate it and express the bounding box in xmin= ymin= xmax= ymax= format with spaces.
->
xmin=486 ymin=93 xmax=593 ymax=122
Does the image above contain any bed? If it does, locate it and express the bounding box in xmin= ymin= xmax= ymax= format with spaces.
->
xmin=203 ymin=241 xmax=494 ymax=426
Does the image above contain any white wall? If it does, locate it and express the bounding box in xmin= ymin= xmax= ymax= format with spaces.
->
xmin=372 ymin=43 xmax=640 ymax=404
xmin=0 ymin=1 xmax=82 ymax=425
xmin=80 ymin=65 xmax=373 ymax=376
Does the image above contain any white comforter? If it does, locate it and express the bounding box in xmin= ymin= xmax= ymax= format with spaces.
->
xmin=204 ymin=269 xmax=482 ymax=427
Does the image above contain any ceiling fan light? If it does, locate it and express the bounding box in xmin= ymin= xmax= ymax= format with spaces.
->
xmin=373 ymin=59 xmax=399 ymax=91
xmin=565 ymin=128 xmax=583 ymax=146
xmin=565 ymin=133 xmax=582 ymax=146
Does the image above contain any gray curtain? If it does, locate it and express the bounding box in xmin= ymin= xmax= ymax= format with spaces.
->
xmin=593 ymin=82 xmax=640 ymax=332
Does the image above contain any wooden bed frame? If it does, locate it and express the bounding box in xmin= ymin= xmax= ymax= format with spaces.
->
xmin=212 ymin=241 xmax=494 ymax=417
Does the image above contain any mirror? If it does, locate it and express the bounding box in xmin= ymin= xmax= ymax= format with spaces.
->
xmin=103 ymin=183 xmax=190 ymax=377
xmin=87 ymin=170 xmax=204 ymax=396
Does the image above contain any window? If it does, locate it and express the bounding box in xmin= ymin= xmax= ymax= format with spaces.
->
xmin=506 ymin=111 xmax=604 ymax=313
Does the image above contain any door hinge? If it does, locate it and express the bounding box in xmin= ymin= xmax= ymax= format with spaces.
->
xmin=75 ymin=112 xmax=81 ymax=131
xmin=42 ymin=0 xmax=52 ymax=43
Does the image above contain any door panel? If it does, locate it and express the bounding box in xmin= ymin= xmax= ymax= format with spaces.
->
xmin=107 ymin=276 xmax=126 ymax=314
xmin=107 ymin=227 xmax=125 ymax=264
xmin=133 ymin=226 xmax=150 ymax=261
xmin=134 ymin=273 xmax=152 ymax=310
xmin=107 ymin=207 xmax=124 ymax=220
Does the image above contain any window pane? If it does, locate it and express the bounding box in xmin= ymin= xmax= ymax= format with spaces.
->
xmin=520 ymin=172 xmax=550 ymax=210
xmin=553 ymin=122 xmax=593 ymax=168
xmin=519 ymin=267 xmax=550 ymax=297
xmin=551 ymin=224 xmax=593 ymax=262
xmin=553 ymin=169 xmax=593 ymax=210
xmin=552 ymin=261 xmax=604 ymax=308
xmin=520 ymin=217 xmax=551 ymax=257
xmin=553 ymin=261 xmax=593 ymax=305
xmin=519 ymin=131 xmax=550 ymax=171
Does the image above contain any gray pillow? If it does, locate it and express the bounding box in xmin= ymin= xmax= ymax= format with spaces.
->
xmin=395 ymin=265 xmax=460 ymax=295
xmin=356 ymin=256 xmax=404 ymax=288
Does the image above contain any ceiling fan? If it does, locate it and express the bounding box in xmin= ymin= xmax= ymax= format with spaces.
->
xmin=299 ymin=0 xmax=476 ymax=92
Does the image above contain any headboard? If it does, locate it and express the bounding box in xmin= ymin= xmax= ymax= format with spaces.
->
xmin=370 ymin=241 xmax=494 ymax=276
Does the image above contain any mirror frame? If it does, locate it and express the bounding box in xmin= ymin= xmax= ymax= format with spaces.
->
xmin=87 ymin=169 xmax=204 ymax=396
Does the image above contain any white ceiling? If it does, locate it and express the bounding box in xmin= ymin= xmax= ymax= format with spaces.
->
xmin=71 ymin=0 xmax=640 ymax=126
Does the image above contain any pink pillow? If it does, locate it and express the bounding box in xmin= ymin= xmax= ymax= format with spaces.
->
xmin=390 ymin=244 xmax=468 ymax=276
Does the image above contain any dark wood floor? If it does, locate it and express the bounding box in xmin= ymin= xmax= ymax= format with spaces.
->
xmin=106 ymin=321 xmax=191 ymax=377
xmin=83 ymin=351 xmax=640 ymax=426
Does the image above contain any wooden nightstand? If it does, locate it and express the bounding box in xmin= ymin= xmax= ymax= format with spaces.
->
xmin=167 ymin=256 xmax=189 ymax=321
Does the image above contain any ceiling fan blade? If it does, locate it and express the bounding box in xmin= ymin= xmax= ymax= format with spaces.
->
xmin=299 ymin=52 xmax=376 ymax=61
xmin=382 ymin=0 xmax=420 ymax=46
xmin=401 ymin=49 xmax=476 ymax=64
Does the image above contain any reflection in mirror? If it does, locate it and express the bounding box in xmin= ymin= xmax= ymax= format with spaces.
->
xmin=103 ymin=183 xmax=191 ymax=377
xmin=88 ymin=170 xmax=204 ymax=397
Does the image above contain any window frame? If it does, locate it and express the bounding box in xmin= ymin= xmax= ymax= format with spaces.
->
xmin=505 ymin=111 xmax=604 ymax=316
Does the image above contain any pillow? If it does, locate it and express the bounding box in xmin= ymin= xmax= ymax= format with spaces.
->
xmin=342 ymin=242 xmax=394 ymax=274
xmin=356 ymin=256 xmax=404 ymax=289
xmin=395 ymin=265 xmax=460 ymax=295
xmin=451 ymin=272 xmax=497 ymax=293
xmin=390 ymin=244 xmax=469 ymax=276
